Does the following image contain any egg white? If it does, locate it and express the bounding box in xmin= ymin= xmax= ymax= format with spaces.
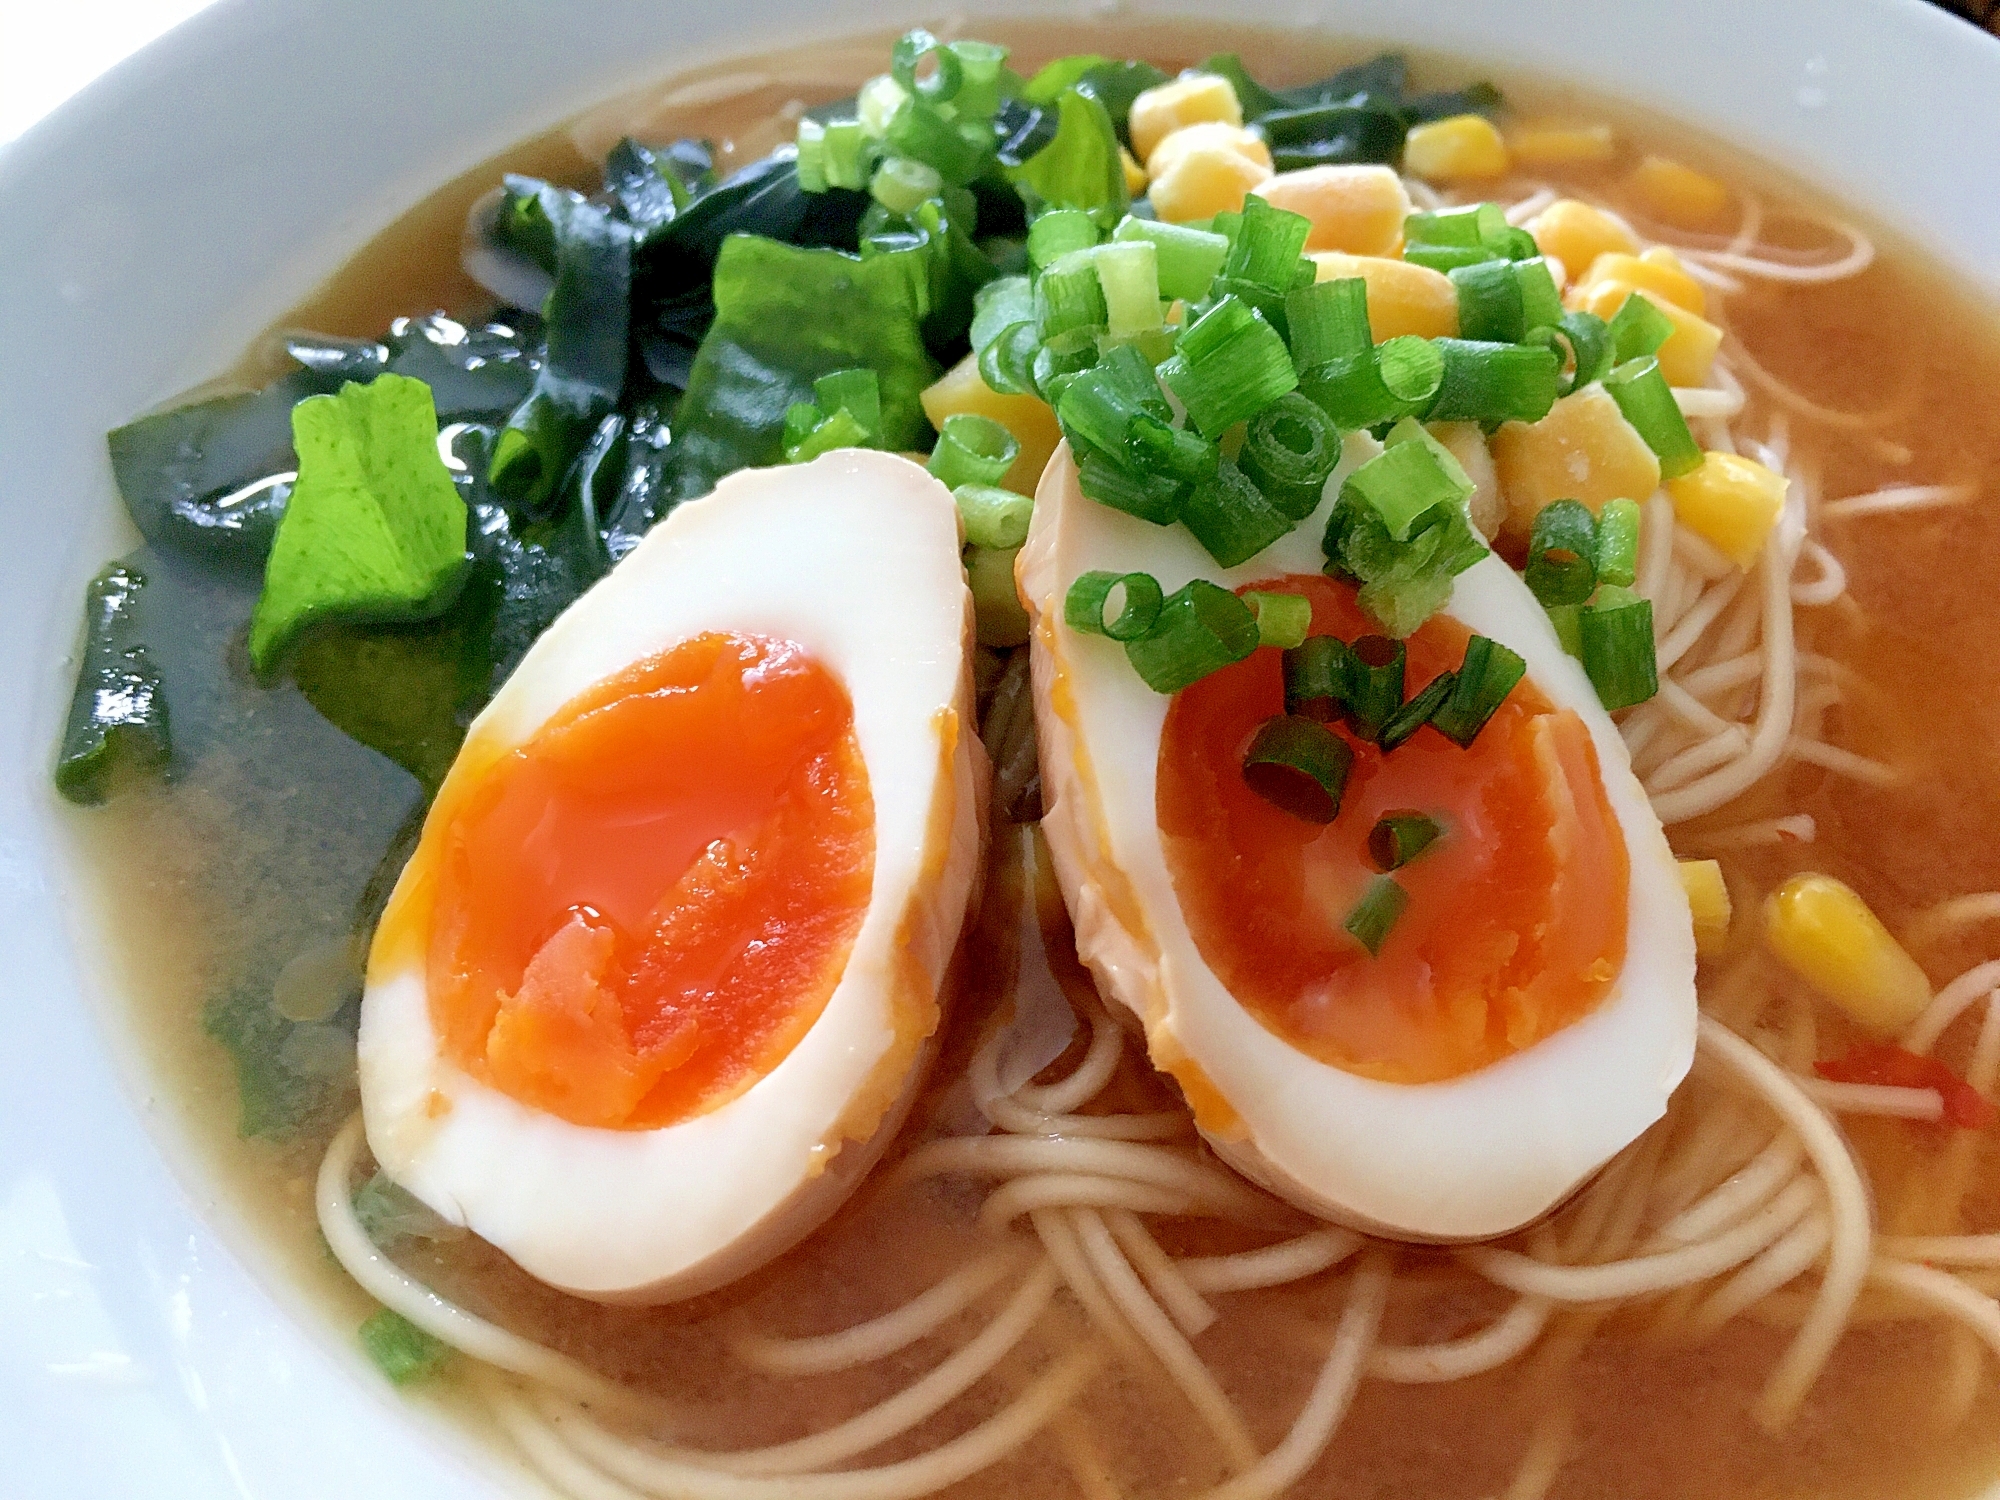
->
xmin=1020 ymin=436 xmax=1697 ymax=1241
xmin=359 ymin=450 xmax=987 ymax=1301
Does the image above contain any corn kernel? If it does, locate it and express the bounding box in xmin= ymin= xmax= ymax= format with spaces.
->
xmin=1506 ymin=120 xmax=1618 ymax=169
xmin=1627 ymin=154 xmax=1732 ymax=228
xmin=1311 ymin=252 xmax=1459 ymax=340
xmin=1489 ymin=384 xmax=1662 ymax=546
xmin=1663 ymin=451 xmax=1786 ymax=569
xmin=921 ymin=353 xmax=1062 ymax=496
xmin=1765 ymin=874 xmax=1932 ymax=1036
xmin=1528 ymin=200 xmax=1640 ymax=287
xmin=1129 ymin=73 xmax=1244 ymax=165
xmin=1146 ymin=124 xmax=1274 ymax=223
xmin=1575 ymin=250 xmax=1706 ymax=317
xmin=1258 ymin=164 xmax=1410 ymax=255
xmin=1568 ymin=277 xmax=1722 ymax=386
xmin=1402 ymin=114 xmax=1509 ymax=182
xmin=1120 ymin=146 xmax=1148 ymax=198
xmin=1678 ymin=859 xmax=1732 ymax=957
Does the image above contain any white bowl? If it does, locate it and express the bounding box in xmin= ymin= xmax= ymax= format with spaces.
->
xmin=2 ymin=1 xmax=1995 ymax=1494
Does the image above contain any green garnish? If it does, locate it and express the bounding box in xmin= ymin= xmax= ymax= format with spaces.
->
xmin=1379 ymin=669 xmax=1460 ymax=752
xmin=1244 ymin=591 xmax=1313 ymax=650
xmin=1607 ymin=291 xmax=1675 ymax=366
xmin=1344 ymin=875 xmax=1410 ymax=956
xmin=1369 ymin=812 xmax=1445 ymax=871
xmin=1283 ymin=635 xmax=1350 ymax=721
xmin=1112 ymin=217 xmax=1230 ymax=302
xmin=1066 ymin=570 xmax=1165 ymax=641
xmin=247 ymin=374 xmax=468 ymax=674
xmin=954 ymin=484 xmax=1035 ymax=549
xmin=928 ymin=412 xmax=1019 ymax=490
xmin=1594 ymin=497 xmax=1643 ymax=588
xmin=359 ymin=1308 xmax=451 ymax=1386
xmin=1430 ymin=636 xmax=1528 ymax=746
xmin=1525 ymin=499 xmax=1600 ymax=608
xmin=1243 ymin=715 xmax=1354 ymax=823
xmin=1579 ymin=585 xmax=1660 ymax=710
xmin=1604 ymin=355 xmax=1703 ymax=478
xmin=1124 ymin=580 xmax=1259 ymax=694
xmin=55 ymin=563 xmax=171 ymax=805
xmin=1343 ymin=634 xmax=1407 ymax=743
xmin=1239 ymin=393 xmax=1342 ymax=521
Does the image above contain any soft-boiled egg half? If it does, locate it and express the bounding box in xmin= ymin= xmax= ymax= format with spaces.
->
xmin=359 ymin=450 xmax=986 ymax=1302
xmin=1019 ymin=435 xmax=1696 ymax=1242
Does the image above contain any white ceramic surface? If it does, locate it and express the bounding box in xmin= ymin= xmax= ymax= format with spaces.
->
xmin=1 ymin=2 xmax=1996 ymax=1496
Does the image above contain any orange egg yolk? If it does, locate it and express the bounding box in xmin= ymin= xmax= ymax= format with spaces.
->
xmin=1157 ymin=575 xmax=1629 ymax=1084
xmin=388 ymin=632 xmax=873 ymax=1131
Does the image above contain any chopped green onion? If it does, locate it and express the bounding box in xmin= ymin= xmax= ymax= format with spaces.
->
xmin=1535 ymin=310 xmax=1612 ymax=395
xmin=1404 ymin=242 xmax=1497 ymax=274
xmin=1378 ymin=668 xmax=1458 ymax=751
xmin=1161 ymin=296 xmax=1300 ymax=437
xmin=1126 ymin=413 xmax=1219 ymax=486
xmin=1603 ymin=355 xmax=1703 ymax=478
xmin=1579 ymin=585 xmax=1659 ymax=709
xmin=1524 ymin=498 xmax=1599 ymax=607
xmin=1429 ymin=635 xmax=1526 ymax=746
xmin=971 ymin=276 xmax=1035 ymax=354
xmin=886 ymin=98 xmax=989 ymax=185
xmin=1078 ymin=451 xmax=1182 ymax=525
xmin=1178 ymin=460 xmax=1295 ymax=567
xmin=1344 ymin=875 xmax=1410 ymax=956
xmin=1113 ymin=216 xmax=1230 ymax=302
xmin=1595 ymin=496 xmax=1642 ymax=588
xmin=1223 ymin=195 xmax=1313 ymax=292
xmin=967 ymin=544 xmax=1030 ymax=647
xmin=822 ymin=120 xmax=874 ymax=190
xmin=784 ymin=405 xmax=870 ymax=463
xmin=892 ymin=29 xmax=965 ymax=103
xmin=947 ymin=39 xmax=1010 ymax=117
xmin=1036 ymin=253 xmax=1109 ymax=339
xmin=1091 ymin=240 xmax=1164 ymax=341
xmin=1425 ymin=338 xmax=1562 ymax=425
xmin=858 ymin=75 xmax=911 ymax=137
xmin=1066 ymin=569 xmax=1165 ymax=640
xmin=1243 ymin=714 xmax=1354 ymax=823
xmin=1245 ymin=591 xmax=1313 ymax=649
xmin=1515 ymin=258 xmax=1564 ymax=332
xmin=1368 ymin=811 xmax=1444 ymax=870
xmin=1286 ymin=277 xmax=1373 ymax=369
xmin=980 ymin=321 xmax=1041 ymax=396
xmin=1341 ymin=435 xmax=1470 ymax=542
xmin=929 ymin=412 xmax=1019 ymax=489
xmin=360 ymin=1309 xmax=451 ymax=1386
xmin=1450 ymin=259 xmax=1526 ymax=344
xmin=1546 ymin=602 xmax=1584 ymax=658
xmin=954 ymin=484 xmax=1034 ymax=549
xmin=1125 ymin=579 xmax=1260 ymax=693
xmin=871 ymin=156 xmax=943 ymax=216
xmin=1607 ymin=291 xmax=1675 ymax=365
xmin=795 ymin=119 xmax=830 ymax=192
xmin=1031 ymin=328 xmax=1099 ymax=403
xmin=1344 ymin=633 xmax=1406 ymax=742
xmin=1283 ymin=635 xmax=1350 ymax=720
xmin=814 ymin=368 xmax=882 ymax=441
xmin=1240 ymin=393 xmax=1342 ymax=520
xmin=1297 ymin=336 xmax=1445 ymax=431
xmin=1029 ymin=208 xmax=1100 ymax=269
xmin=1405 ymin=204 xmax=1488 ymax=248
xmin=1056 ymin=367 xmax=1142 ymax=462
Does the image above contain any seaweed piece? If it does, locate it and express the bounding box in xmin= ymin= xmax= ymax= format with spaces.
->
xmin=603 ymin=136 xmax=714 ymax=240
xmin=54 ymin=562 xmax=171 ymax=804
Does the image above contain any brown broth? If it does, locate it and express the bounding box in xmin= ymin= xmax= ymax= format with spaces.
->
xmin=64 ymin=20 xmax=2000 ymax=1500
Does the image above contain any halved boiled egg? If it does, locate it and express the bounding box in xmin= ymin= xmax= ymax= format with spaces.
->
xmin=1019 ymin=436 xmax=1696 ymax=1241
xmin=359 ymin=450 xmax=986 ymax=1301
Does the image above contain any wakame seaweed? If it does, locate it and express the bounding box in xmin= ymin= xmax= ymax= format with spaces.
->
xmin=1200 ymin=51 xmax=1500 ymax=170
xmin=55 ymin=563 xmax=171 ymax=804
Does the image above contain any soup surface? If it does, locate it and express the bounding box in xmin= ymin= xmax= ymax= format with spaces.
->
xmin=64 ymin=19 xmax=2000 ymax=1500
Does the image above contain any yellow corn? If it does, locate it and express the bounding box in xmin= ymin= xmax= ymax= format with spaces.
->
xmin=1129 ymin=73 xmax=1244 ymax=164
xmin=1506 ymin=120 xmax=1618 ymax=169
xmin=1627 ymin=154 xmax=1731 ymax=228
xmin=1765 ymin=873 xmax=1932 ymax=1036
xmin=1402 ymin=114 xmax=1509 ymax=181
xmin=921 ymin=353 xmax=1062 ymax=496
xmin=1120 ymin=146 xmax=1148 ymax=198
xmin=1146 ymin=123 xmax=1274 ymax=223
xmin=1678 ymin=859 xmax=1732 ymax=958
xmin=1528 ymin=200 xmax=1640 ymax=286
xmin=1569 ymin=277 xmax=1722 ymax=386
xmin=1663 ymin=451 xmax=1786 ymax=569
xmin=1574 ymin=249 xmax=1706 ymax=317
xmin=1310 ymin=252 xmax=1459 ymax=340
xmin=1489 ymin=384 xmax=1661 ymax=546
xmin=1258 ymin=164 xmax=1410 ymax=255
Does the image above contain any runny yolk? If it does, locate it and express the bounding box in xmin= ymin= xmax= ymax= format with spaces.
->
xmin=409 ymin=632 xmax=873 ymax=1130
xmin=1157 ymin=575 xmax=1629 ymax=1085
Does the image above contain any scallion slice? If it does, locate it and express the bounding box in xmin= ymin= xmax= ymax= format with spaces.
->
xmin=1515 ymin=258 xmax=1565 ymax=333
xmin=1091 ymin=241 xmax=1164 ymax=341
xmin=1430 ymin=635 xmax=1526 ymax=746
xmin=1405 ymin=204 xmax=1488 ymax=248
xmin=1603 ymin=356 xmax=1702 ymax=479
xmin=1162 ymin=296 xmax=1300 ymax=438
xmin=1125 ymin=579 xmax=1261 ymax=694
xmin=1524 ymin=498 xmax=1599 ymax=608
xmin=1594 ymin=496 xmax=1642 ymax=588
xmin=1032 ymin=329 xmax=1100 ymax=404
xmin=891 ymin=28 xmax=965 ymax=103
xmin=1426 ymin=338 xmax=1562 ymax=425
xmin=1286 ymin=277 xmax=1373 ymax=369
xmin=1055 ymin=365 xmax=1143 ymax=459
xmin=1579 ymin=585 xmax=1659 ymax=709
xmin=1223 ymin=195 xmax=1313 ymax=293
xmin=1345 ymin=633 xmax=1406 ymax=743
xmin=1029 ymin=208 xmax=1100 ymax=269
xmin=1239 ymin=393 xmax=1342 ymax=521
xmin=1245 ymin=591 xmax=1313 ymax=650
xmin=946 ymin=39 xmax=1009 ymax=118
xmin=1404 ymin=242 xmax=1497 ymax=274
xmin=1546 ymin=602 xmax=1584 ymax=659
xmin=1533 ymin=310 xmax=1612 ymax=395
xmin=1368 ymin=811 xmax=1444 ymax=871
xmin=1297 ymin=337 xmax=1446 ymax=431
xmin=1077 ymin=451 xmax=1182 ymax=525
xmin=1036 ymin=253 xmax=1109 ymax=340
xmin=821 ymin=120 xmax=874 ymax=191
xmin=885 ymin=98 xmax=988 ymax=185
xmin=1113 ymin=216 xmax=1230 ymax=303
xmin=1607 ymin=291 xmax=1675 ymax=365
xmin=1066 ymin=569 xmax=1165 ymax=641
xmin=784 ymin=405 xmax=870 ymax=464
xmin=795 ymin=119 xmax=829 ymax=192
xmin=1283 ymin=635 xmax=1350 ymax=720
xmin=814 ymin=368 xmax=882 ymax=441
xmin=1450 ymin=259 xmax=1526 ymax=345
xmin=871 ymin=155 xmax=944 ymax=216
xmin=979 ymin=320 xmax=1041 ymax=396
xmin=1178 ymin=461 xmax=1295 ymax=567
xmin=1341 ymin=436 xmax=1468 ymax=541
xmin=1378 ymin=668 xmax=1458 ymax=751
xmin=954 ymin=484 xmax=1034 ymax=549
xmin=1344 ymin=874 xmax=1410 ymax=956
xmin=1126 ymin=413 xmax=1220 ymax=486
xmin=1243 ymin=714 xmax=1354 ymax=823
xmin=929 ymin=412 xmax=1019 ymax=489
